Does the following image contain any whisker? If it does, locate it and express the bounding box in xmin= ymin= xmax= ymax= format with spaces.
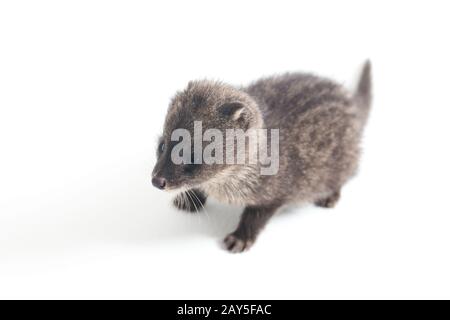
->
xmin=186 ymin=190 xmax=199 ymax=214
xmin=186 ymin=190 xmax=204 ymax=225
xmin=191 ymin=190 xmax=211 ymax=223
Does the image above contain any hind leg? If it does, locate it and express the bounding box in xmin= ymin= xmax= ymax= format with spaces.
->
xmin=315 ymin=190 xmax=341 ymax=208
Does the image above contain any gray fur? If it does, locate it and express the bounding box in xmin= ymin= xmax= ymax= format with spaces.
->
xmin=152 ymin=61 xmax=372 ymax=253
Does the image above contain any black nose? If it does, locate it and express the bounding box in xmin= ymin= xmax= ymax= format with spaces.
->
xmin=152 ymin=176 xmax=166 ymax=190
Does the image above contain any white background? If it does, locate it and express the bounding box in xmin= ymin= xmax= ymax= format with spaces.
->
xmin=1 ymin=0 xmax=449 ymax=299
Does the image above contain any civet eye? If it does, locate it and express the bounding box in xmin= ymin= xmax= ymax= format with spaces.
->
xmin=158 ymin=142 xmax=165 ymax=153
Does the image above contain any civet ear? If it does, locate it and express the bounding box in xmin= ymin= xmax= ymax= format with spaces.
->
xmin=217 ymin=102 xmax=246 ymax=121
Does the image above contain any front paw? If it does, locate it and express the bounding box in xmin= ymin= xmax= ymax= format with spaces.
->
xmin=223 ymin=234 xmax=254 ymax=253
xmin=173 ymin=190 xmax=206 ymax=213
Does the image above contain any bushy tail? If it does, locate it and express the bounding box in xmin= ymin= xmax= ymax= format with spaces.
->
xmin=354 ymin=60 xmax=372 ymax=128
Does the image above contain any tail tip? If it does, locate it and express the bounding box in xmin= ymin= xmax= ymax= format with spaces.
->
xmin=362 ymin=59 xmax=371 ymax=79
xmin=357 ymin=59 xmax=372 ymax=97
